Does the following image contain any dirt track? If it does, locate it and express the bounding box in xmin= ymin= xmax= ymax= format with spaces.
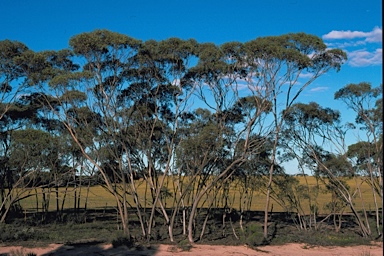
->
xmin=0 ymin=242 xmax=382 ymax=256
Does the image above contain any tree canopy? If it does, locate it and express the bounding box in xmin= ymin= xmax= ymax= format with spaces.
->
xmin=1 ymin=30 xmax=381 ymax=241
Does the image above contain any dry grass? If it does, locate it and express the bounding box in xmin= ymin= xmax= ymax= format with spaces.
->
xmin=17 ymin=176 xmax=378 ymax=214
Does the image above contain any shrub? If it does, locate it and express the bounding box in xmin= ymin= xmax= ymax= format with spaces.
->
xmin=177 ymin=239 xmax=193 ymax=251
xmin=0 ymin=224 xmax=39 ymax=242
xmin=241 ymin=222 xmax=267 ymax=247
xmin=111 ymin=235 xmax=135 ymax=248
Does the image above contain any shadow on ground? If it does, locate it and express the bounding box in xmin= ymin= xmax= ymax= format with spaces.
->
xmin=41 ymin=242 xmax=160 ymax=256
xmin=0 ymin=241 xmax=160 ymax=256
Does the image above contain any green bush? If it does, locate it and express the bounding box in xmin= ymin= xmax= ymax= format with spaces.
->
xmin=111 ymin=235 xmax=135 ymax=248
xmin=0 ymin=224 xmax=39 ymax=242
xmin=241 ymin=222 xmax=267 ymax=247
xmin=177 ymin=239 xmax=193 ymax=251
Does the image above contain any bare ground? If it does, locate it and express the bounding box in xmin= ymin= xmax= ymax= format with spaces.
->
xmin=0 ymin=242 xmax=382 ymax=256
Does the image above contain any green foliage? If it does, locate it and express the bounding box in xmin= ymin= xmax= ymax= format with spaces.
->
xmin=243 ymin=32 xmax=346 ymax=72
xmin=271 ymin=175 xmax=312 ymax=214
xmin=0 ymin=40 xmax=28 ymax=91
xmin=284 ymin=102 xmax=340 ymax=127
xmin=0 ymin=209 xmax=380 ymax=247
xmin=12 ymin=50 xmax=55 ymax=85
xmin=9 ymin=128 xmax=60 ymax=173
xmin=0 ymin=223 xmax=39 ymax=242
xmin=271 ymin=227 xmax=372 ymax=246
xmin=1 ymin=30 xmax=366 ymax=244
xmin=69 ymin=29 xmax=141 ymax=56
xmin=335 ymin=82 xmax=382 ymax=127
xmin=111 ymin=235 xmax=135 ymax=248
xmin=177 ymin=239 xmax=193 ymax=251
xmin=319 ymin=154 xmax=353 ymax=178
xmin=335 ymin=82 xmax=379 ymax=99
xmin=241 ymin=222 xmax=267 ymax=247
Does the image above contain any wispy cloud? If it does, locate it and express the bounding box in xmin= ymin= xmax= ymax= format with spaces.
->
xmin=323 ymin=26 xmax=382 ymax=43
xmin=348 ymin=48 xmax=382 ymax=67
xmin=298 ymin=73 xmax=313 ymax=79
xmin=322 ymin=27 xmax=382 ymax=67
xmin=325 ymin=40 xmax=366 ymax=49
xmin=309 ymin=86 xmax=329 ymax=93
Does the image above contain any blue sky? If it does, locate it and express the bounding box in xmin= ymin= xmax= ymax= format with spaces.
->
xmin=0 ymin=1 xmax=382 ymax=146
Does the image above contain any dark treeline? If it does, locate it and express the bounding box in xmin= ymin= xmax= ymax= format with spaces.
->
xmin=0 ymin=30 xmax=382 ymax=243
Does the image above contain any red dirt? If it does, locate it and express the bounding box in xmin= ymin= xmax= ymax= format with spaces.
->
xmin=0 ymin=242 xmax=382 ymax=256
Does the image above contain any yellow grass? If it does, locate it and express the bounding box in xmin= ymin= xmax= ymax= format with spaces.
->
xmin=17 ymin=176 xmax=379 ymax=215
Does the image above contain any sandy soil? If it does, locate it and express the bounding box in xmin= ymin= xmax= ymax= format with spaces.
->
xmin=0 ymin=242 xmax=382 ymax=256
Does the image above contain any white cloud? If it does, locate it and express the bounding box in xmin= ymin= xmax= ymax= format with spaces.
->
xmin=298 ymin=73 xmax=313 ymax=79
xmin=323 ymin=30 xmax=366 ymax=40
xmin=348 ymin=48 xmax=382 ymax=67
xmin=309 ymin=86 xmax=329 ymax=92
xmin=365 ymin=27 xmax=382 ymax=43
xmin=323 ymin=26 xmax=382 ymax=43
xmin=325 ymin=40 xmax=366 ymax=49
xmin=322 ymin=27 xmax=382 ymax=67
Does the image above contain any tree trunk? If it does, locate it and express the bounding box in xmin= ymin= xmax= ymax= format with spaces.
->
xmin=188 ymin=160 xmax=242 ymax=243
xmin=263 ymin=171 xmax=273 ymax=238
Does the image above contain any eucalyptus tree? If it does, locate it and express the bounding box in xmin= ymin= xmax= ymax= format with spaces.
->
xmin=231 ymin=134 xmax=272 ymax=231
xmin=0 ymin=104 xmax=39 ymax=222
xmin=44 ymin=30 xmax=143 ymax=236
xmin=176 ymin=107 xmax=232 ymax=239
xmin=335 ymin=82 xmax=382 ymax=237
xmin=15 ymin=92 xmax=72 ymax=215
xmin=182 ymin=41 xmax=274 ymax=243
xmin=0 ymin=40 xmax=30 ymax=218
xmin=5 ymin=46 xmax=85 ymax=217
xmin=242 ymin=33 xmax=347 ymax=238
xmin=120 ymin=37 xmax=199 ymax=241
xmin=106 ymin=37 xmax=199 ymax=240
xmin=0 ymin=91 xmax=63 ymax=221
xmin=279 ymin=102 xmax=341 ymax=230
xmin=0 ymin=40 xmax=30 ymax=119
xmin=282 ymin=101 xmax=373 ymax=237
xmin=7 ymin=128 xmax=61 ymax=216
xmin=46 ymin=30 xmax=200 ymax=239
xmin=0 ymin=43 xmax=55 ymax=221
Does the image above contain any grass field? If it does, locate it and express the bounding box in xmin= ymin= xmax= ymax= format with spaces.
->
xmin=17 ymin=176 xmax=379 ymax=215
